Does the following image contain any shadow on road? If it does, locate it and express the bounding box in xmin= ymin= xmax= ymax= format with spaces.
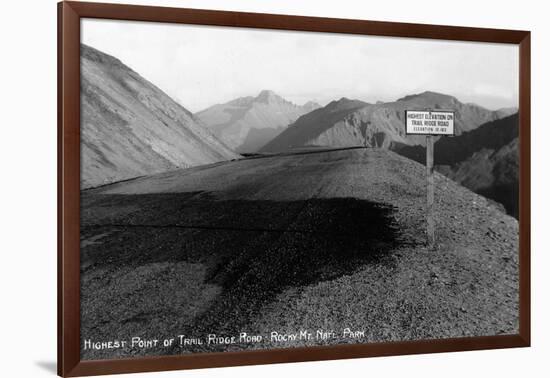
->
xmin=81 ymin=193 xmax=403 ymax=354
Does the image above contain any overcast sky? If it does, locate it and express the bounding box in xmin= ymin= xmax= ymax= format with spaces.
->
xmin=82 ymin=18 xmax=519 ymax=113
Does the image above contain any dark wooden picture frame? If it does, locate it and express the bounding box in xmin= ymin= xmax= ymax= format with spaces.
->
xmin=58 ymin=1 xmax=531 ymax=376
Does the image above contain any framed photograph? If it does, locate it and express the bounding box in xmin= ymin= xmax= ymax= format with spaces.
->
xmin=58 ymin=1 xmax=531 ymax=376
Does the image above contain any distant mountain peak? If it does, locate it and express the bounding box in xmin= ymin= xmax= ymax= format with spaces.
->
xmin=198 ymin=90 xmax=321 ymax=153
xmin=325 ymin=97 xmax=368 ymax=112
xmin=255 ymin=89 xmax=285 ymax=104
xmin=257 ymin=89 xmax=277 ymax=96
xmin=304 ymin=100 xmax=320 ymax=106
xmin=303 ymin=100 xmax=322 ymax=112
xmin=397 ymin=91 xmax=457 ymax=103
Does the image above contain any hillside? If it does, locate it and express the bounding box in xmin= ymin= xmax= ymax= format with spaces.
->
xmin=260 ymin=98 xmax=370 ymax=151
xmin=261 ymin=91 xmax=511 ymax=152
xmin=80 ymin=44 xmax=239 ymax=189
xmin=397 ymin=114 xmax=519 ymax=217
xmin=80 ymin=148 xmax=518 ymax=359
xmin=440 ymin=138 xmax=519 ymax=217
xmin=197 ymin=90 xmax=320 ymax=153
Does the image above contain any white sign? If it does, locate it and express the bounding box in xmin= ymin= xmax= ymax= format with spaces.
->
xmin=405 ymin=110 xmax=455 ymax=135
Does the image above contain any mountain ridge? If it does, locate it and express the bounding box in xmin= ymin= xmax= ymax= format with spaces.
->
xmin=80 ymin=44 xmax=239 ymax=189
xmin=261 ymin=91 xmax=510 ymax=152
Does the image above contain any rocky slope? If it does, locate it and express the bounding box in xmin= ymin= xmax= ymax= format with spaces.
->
xmin=80 ymin=44 xmax=239 ymax=189
xmin=261 ymin=91 xmax=512 ymax=152
xmin=397 ymin=114 xmax=519 ymax=217
xmin=196 ymin=90 xmax=320 ymax=153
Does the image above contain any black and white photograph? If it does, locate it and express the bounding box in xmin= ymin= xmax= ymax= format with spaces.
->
xmin=79 ymin=17 xmax=520 ymax=360
xmin=10 ymin=0 xmax=550 ymax=377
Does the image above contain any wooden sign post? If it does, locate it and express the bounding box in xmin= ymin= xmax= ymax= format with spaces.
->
xmin=426 ymin=135 xmax=435 ymax=247
xmin=405 ymin=110 xmax=455 ymax=249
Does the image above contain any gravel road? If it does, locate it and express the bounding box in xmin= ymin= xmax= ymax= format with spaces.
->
xmin=80 ymin=147 xmax=518 ymax=359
